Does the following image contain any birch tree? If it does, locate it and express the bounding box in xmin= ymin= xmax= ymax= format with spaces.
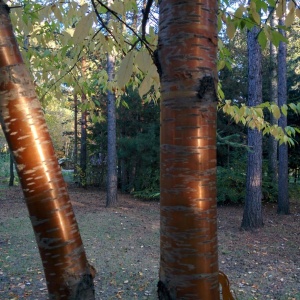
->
xmin=0 ymin=3 xmax=95 ymax=298
xmin=157 ymin=0 xmax=220 ymax=298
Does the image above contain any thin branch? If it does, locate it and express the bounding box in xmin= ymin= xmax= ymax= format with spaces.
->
xmin=141 ymin=0 xmax=154 ymax=41
xmin=94 ymin=0 xmax=154 ymax=53
xmin=40 ymin=49 xmax=83 ymax=101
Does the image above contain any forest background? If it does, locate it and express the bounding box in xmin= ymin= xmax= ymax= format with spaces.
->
xmin=1 ymin=0 xmax=300 ymax=299
xmin=0 ymin=0 xmax=299 ymax=204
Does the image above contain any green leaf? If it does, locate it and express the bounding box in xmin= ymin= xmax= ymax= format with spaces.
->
xmin=289 ymin=103 xmax=298 ymax=114
xmin=258 ymin=30 xmax=267 ymax=49
xmin=271 ymin=104 xmax=281 ymax=119
xmin=270 ymin=30 xmax=288 ymax=47
xmin=281 ymin=104 xmax=288 ymax=116
xmin=267 ymin=0 xmax=276 ymax=7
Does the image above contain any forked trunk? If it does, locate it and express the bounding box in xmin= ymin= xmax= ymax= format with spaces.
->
xmin=157 ymin=0 xmax=220 ymax=298
xmin=0 ymin=3 xmax=95 ymax=299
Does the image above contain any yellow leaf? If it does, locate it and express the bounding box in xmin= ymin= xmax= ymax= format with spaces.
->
xmin=234 ymin=6 xmax=245 ymax=19
xmin=116 ymin=51 xmax=135 ymax=88
xmin=285 ymin=9 xmax=295 ymax=27
xmin=296 ymin=8 xmax=300 ymax=18
xmin=252 ymin=10 xmax=261 ymax=25
xmin=271 ymin=104 xmax=281 ymax=119
xmin=135 ymin=50 xmax=152 ymax=74
xmin=226 ymin=22 xmax=236 ymax=39
xmin=51 ymin=4 xmax=63 ymax=23
xmin=110 ymin=0 xmax=125 ymax=16
xmin=288 ymin=1 xmax=295 ymax=11
xmin=73 ymin=13 xmax=93 ymax=44
xmin=218 ymin=60 xmax=226 ymax=71
xmin=276 ymin=0 xmax=286 ymax=19
xmin=139 ymin=64 xmax=157 ymax=98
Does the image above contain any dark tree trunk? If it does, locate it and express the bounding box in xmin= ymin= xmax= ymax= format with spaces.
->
xmin=120 ymin=158 xmax=127 ymax=193
xmin=80 ymin=101 xmax=87 ymax=188
xmin=106 ymin=52 xmax=118 ymax=207
xmin=277 ymin=17 xmax=289 ymax=215
xmin=9 ymin=152 xmax=14 ymax=186
xmin=74 ymin=93 xmax=78 ymax=184
xmin=0 ymin=3 xmax=95 ymax=298
xmin=268 ymin=10 xmax=278 ymax=184
xmin=241 ymin=24 xmax=264 ymax=230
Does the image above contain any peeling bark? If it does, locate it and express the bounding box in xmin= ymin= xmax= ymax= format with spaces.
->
xmin=0 ymin=3 xmax=95 ymax=299
xmin=157 ymin=0 xmax=220 ymax=299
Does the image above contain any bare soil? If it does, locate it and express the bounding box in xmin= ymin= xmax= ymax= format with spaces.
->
xmin=0 ymin=184 xmax=299 ymax=300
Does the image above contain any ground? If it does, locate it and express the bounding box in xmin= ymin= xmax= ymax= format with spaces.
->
xmin=0 ymin=184 xmax=299 ymax=300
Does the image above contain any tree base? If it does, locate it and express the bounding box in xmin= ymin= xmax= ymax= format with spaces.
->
xmin=157 ymin=280 xmax=172 ymax=300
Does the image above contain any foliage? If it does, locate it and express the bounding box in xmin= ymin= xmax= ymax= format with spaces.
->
xmin=0 ymin=153 xmax=13 ymax=181
xmin=217 ymin=166 xmax=246 ymax=204
xmin=4 ymin=0 xmax=300 ymax=199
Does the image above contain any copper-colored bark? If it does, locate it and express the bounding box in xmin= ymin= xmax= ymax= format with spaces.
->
xmin=158 ymin=0 xmax=220 ymax=299
xmin=0 ymin=3 xmax=94 ymax=299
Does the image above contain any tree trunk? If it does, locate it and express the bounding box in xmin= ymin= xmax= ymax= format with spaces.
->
xmin=74 ymin=93 xmax=78 ymax=184
xmin=268 ymin=10 xmax=278 ymax=184
xmin=277 ymin=17 xmax=289 ymax=215
xmin=0 ymin=3 xmax=95 ymax=299
xmin=106 ymin=52 xmax=118 ymax=207
xmin=241 ymin=23 xmax=264 ymax=230
xmin=80 ymin=57 xmax=88 ymax=188
xmin=157 ymin=0 xmax=220 ymax=299
xmin=80 ymin=100 xmax=87 ymax=188
xmin=9 ymin=151 xmax=14 ymax=186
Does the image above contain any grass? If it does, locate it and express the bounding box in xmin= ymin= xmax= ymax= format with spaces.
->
xmin=0 ymin=189 xmax=160 ymax=299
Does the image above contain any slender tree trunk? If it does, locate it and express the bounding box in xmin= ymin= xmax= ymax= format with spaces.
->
xmin=80 ymin=57 xmax=88 ymax=188
xmin=277 ymin=17 xmax=289 ymax=214
xmin=241 ymin=24 xmax=264 ymax=230
xmin=9 ymin=151 xmax=14 ymax=186
xmin=74 ymin=93 xmax=78 ymax=184
xmin=106 ymin=52 xmax=118 ymax=207
xmin=80 ymin=100 xmax=87 ymax=188
xmin=0 ymin=3 xmax=95 ymax=299
xmin=157 ymin=1 xmax=220 ymax=298
xmin=268 ymin=10 xmax=278 ymax=184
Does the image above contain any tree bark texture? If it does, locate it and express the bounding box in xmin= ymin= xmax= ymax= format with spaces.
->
xmin=277 ymin=17 xmax=289 ymax=215
xmin=0 ymin=3 xmax=95 ymax=299
xmin=157 ymin=1 xmax=219 ymax=299
xmin=241 ymin=25 xmax=264 ymax=230
xmin=106 ymin=52 xmax=118 ymax=207
xmin=268 ymin=11 xmax=278 ymax=184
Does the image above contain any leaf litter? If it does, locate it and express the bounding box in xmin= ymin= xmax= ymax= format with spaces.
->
xmin=0 ymin=185 xmax=300 ymax=299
